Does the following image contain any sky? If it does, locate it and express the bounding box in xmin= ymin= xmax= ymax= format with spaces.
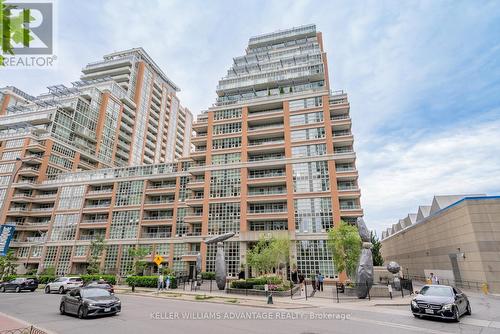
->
xmin=1 ymin=0 xmax=499 ymax=236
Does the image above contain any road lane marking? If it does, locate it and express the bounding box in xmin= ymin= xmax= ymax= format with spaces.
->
xmin=349 ymin=316 xmax=455 ymax=334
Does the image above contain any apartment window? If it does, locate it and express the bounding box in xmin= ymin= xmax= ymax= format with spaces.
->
xmin=213 ymin=122 xmax=241 ymax=135
xmin=212 ymin=153 xmax=241 ymax=165
xmin=290 ymin=112 xmax=323 ymax=126
xmin=18 ymin=247 xmax=30 ymax=258
xmin=56 ymin=246 xmax=72 ymax=276
xmin=74 ymin=245 xmax=88 ymax=257
xmin=43 ymin=246 xmax=58 ymax=270
xmin=289 ymin=96 xmax=322 ymax=111
xmin=50 ymin=214 xmax=79 ymax=241
xmin=104 ymin=245 xmax=119 ymax=274
xmin=248 ymin=168 xmax=285 ymax=178
xmin=0 ymin=175 xmax=10 ymax=186
xmin=175 ymin=207 xmax=188 ymax=236
xmin=294 ymin=198 xmax=333 ymax=233
xmin=49 ymin=155 xmax=73 ymax=169
xmin=291 ymin=144 xmax=327 ymax=157
xmin=52 ymin=143 xmax=76 ymax=158
xmin=206 ymin=241 xmax=239 ymax=277
xmin=213 ymin=108 xmax=242 ymax=120
xmin=172 ymin=243 xmax=188 ymax=274
xmin=30 ymin=246 xmax=42 ymax=258
xmin=208 ymin=202 xmax=240 ymax=235
xmin=296 ymin=240 xmax=334 ymax=278
xmin=1 ymin=150 xmax=21 ymax=160
xmin=210 ymin=169 xmax=240 ymax=198
xmin=5 ymin=139 xmax=24 ymax=148
xmin=249 ymin=221 xmax=288 ymax=231
xmin=119 ymin=244 xmax=134 ymax=276
xmin=155 ymin=243 xmax=170 ymax=257
xmin=290 ymin=127 xmax=325 ymax=141
xmin=116 ymin=181 xmax=144 ymax=206
xmin=248 ymin=202 xmax=287 ymax=213
xmin=110 ymin=210 xmax=140 ymax=239
xmin=0 ymin=163 xmax=15 ymax=173
xmin=178 ymin=176 xmax=188 ymax=202
xmin=293 ymin=161 xmax=330 ymax=192
xmin=212 ymin=137 xmax=241 ymax=150
xmin=58 ymin=186 xmax=85 ymax=210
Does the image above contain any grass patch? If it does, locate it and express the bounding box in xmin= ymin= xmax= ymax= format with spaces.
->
xmin=225 ymin=299 xmax=238 ymax=303
xmin=195 ymin=294 xmax=214 ymax=300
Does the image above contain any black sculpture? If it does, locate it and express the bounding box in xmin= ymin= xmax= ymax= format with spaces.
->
xmin=204 ymin=232 xmax=235 ymax=290
xmin=355 ymin=217 xmax=374 ymax=298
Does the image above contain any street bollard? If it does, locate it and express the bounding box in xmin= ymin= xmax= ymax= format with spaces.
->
xmin=267 ymin=292 xmax=273 ymax=304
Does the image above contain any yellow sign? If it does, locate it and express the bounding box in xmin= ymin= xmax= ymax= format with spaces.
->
xmin=153 ymin=255 xmax=164 ymax=266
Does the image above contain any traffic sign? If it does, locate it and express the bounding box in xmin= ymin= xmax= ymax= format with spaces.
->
xmin=153 ymin=255 xmax=164 ymax=266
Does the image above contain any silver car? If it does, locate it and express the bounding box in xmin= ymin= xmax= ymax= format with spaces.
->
xmin=45 ymin=277 xmax=83 ymax=294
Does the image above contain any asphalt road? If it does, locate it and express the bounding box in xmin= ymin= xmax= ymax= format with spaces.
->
xmin=0 ymin=290 xmax=499 ymax=334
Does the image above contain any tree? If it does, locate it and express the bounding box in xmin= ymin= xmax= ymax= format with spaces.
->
xmin=327 ymin=221 xmax=362 ymax=279
xmin=268 ymin=235 xmax=290 ymax=279
xmin=128 ymin=246 xmax=149 ymax=275
xmin=87 ymin=236 xmax=106 ymax=274
xmin=247 ymin=237 xmax=274 ymax=275
xmin=0 ymin=250 xmax=18 ymax=280
xmin=247 ymin=235 xmax=291 ymax=279
xmin=371 ymin=231 xmax=384 ymax=266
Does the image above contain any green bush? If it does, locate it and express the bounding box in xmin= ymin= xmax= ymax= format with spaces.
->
xmin=126 ymin=275 xmax=177 ymax=289
xmin=201 ymin=272 xmax=215 ymax=280
xmin=80 ymin=274 xmax=116 ymax=285
xmin=230 ymin=276 xmax=286 ymax=290
xmin=1 ymin=275 xmax=16 ymax=282
xmin=38 ymin=275 xmax=56 ymax=284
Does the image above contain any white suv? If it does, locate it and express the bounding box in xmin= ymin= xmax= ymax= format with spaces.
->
xmin=45 ymin=277 xmax=83 ymax=294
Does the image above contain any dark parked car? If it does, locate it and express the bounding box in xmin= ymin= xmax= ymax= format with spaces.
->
xmin=83 ymin=280 xmax=114 ymax=293
xmin=411 ymin=285 xmax=471 ymax=321
xmin=60 ymin=287 xmax=121 ymax=319
xmin=0 ymin=277 xmax=38 ymax=293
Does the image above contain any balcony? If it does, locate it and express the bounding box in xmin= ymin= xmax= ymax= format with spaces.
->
xmin=26 ymin=236 xmax=47 ymax=243
xmin=142 ymin=216 xmax=173 ymax=224
xmin=184 ymin=212 xmax=203 ymax=223
xmin=181 ymin=251 xmax=200 ymax=261
xmin=248 ymin=153 xmax=285 ymax=162
xmin=18 ymin=167 xmax=40 ymax=176
xmin=141 ymin=232 xmax=172 ymax=239
xmin=80 ymin=219 xmax=108 ymax=225
xmin=247 ymin=204 xmax=288 ymax=221
xmin=79 ymin=234 xmax=106 ymax=241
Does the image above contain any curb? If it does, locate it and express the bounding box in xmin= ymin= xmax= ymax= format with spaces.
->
xmin=119 ymin=291 xmax=315 ymax=309
xmin=0 ymin=311 xmax=57 ymax=334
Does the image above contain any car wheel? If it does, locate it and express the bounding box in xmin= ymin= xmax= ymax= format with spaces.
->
xmin=78 ymin=306 xmax=87 ymax=319
xmin=15 ymin=286 xmax=21 ymax=293
xmin=45 ymin=286 xmax=51 ymax=294
xmin=30 ymin=288 xmax=36 ymax=292
xmin=60 ymin=302 xmax=66 ymax=315
xmin=0 ymin=286 xmax=5 ymax=293
xmin=59 ymin=286 xmax=65 ymax=294
xmin=453 ymin=306 xmax=460 ymax=322
xmin=465 ymin=302 xmax=472 ymax=315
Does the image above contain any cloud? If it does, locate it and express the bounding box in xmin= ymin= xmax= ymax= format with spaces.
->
xmin=358 ymin=111 xmax=500 ymax=235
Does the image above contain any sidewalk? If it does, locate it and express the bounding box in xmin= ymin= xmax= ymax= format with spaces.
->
xmin=0 ymin=312 xmax=54 ymax=334
xmin=114 ymin=285 xmax=414 ymax=309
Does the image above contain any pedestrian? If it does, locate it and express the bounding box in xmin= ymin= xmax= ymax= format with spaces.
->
xmin=165 ymin=275 xmax=171 ymax=290
xmin=314 ymin=271 xmax=320 ymax=291
xmin=298 ymin=273 xmax=305 ymax=296
xmin=291 ymin=268 xmax=298 ymax=284
xmin=158 ymin=273 xmax=164 ymax=291
xmin=432 ymin=273 xmax=439 ymax=285
xmin=318 ymin=272 xmax=324 ymax=291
